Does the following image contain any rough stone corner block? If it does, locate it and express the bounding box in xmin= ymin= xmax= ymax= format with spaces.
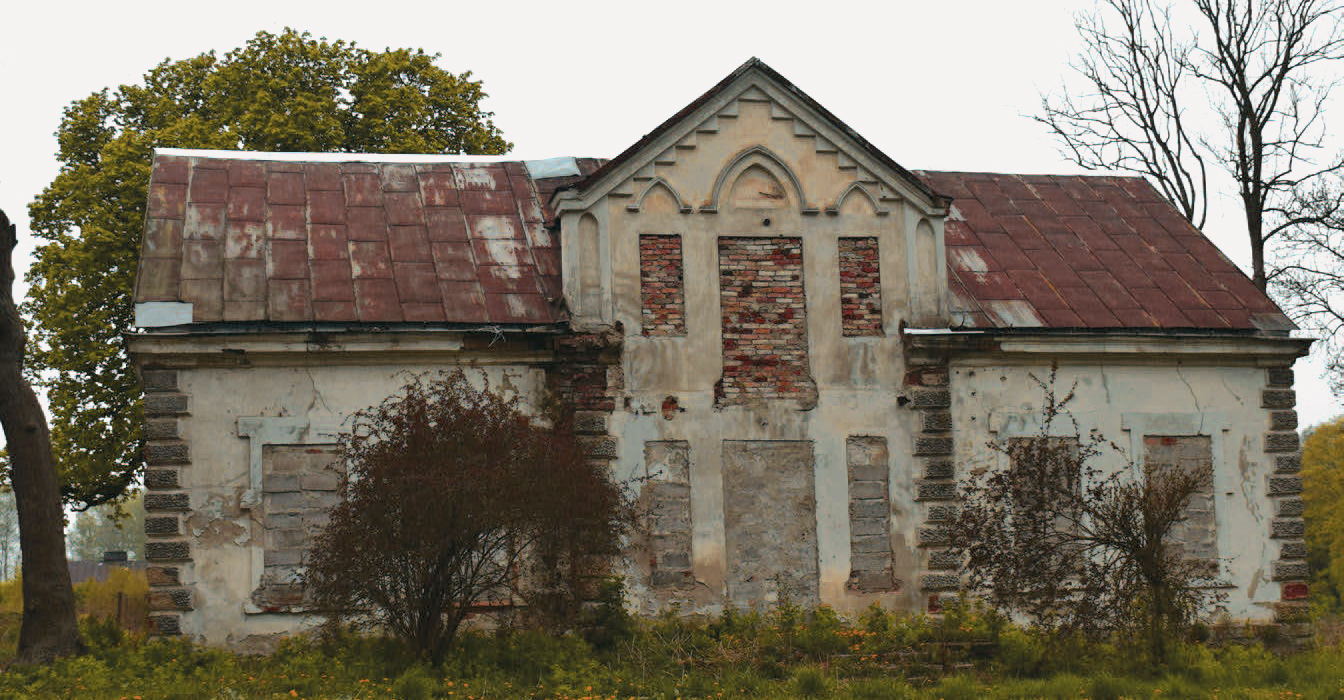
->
xmin=1271 ymin=560 xmax=1309 ymax=581
xmin=1269 ymin=410 xmax=1298 ymax=431
xmin=1263 ymin=432 xmax=1300 ymax=453
xmin=1267 ymin=476 xmax=1303 ymax=496
xmin=145 ymin=540 xmax=191 ymax=562
xmin=913 ymin=436 xmax=953 ymax=457
xmin=917 ymin=526 xmax=951 ymax=547
xmin=1260 ymin=389 xmax=1296 ymax=410
xmin=139 ymin=369 xmax=179 ymax=392
xmin=1276 ymin=498 xmax=1304 ymax=518
xmin=919 ymin=572 xmax=960 ymax=591
xmin=578 ymin=435 xmax=618 ymax=459
xmin=145 ymin=442 xmax=190 ymax=465
xmin=148 ymin=587 xmax=194 ymax=611
xmin=145 ymin=566 xmax=181 ymax=587
xmin=572 ymin=411 xmax=609 ymax=435
xmin=144 ymin=393 xmax=190 ymax=416
xmin=148 ymin=613 xmax=182 ymax=636
xmin=1270 ymin=518 xmax=1305 ymax=539
xmin=915 ymin=480 xmax=957 ymax=501
xmin=911 ymin=388 xmax=951 ymax=409
xmin=1273 ymin=601 xmax=1311 ymax=623
xmin=926 ymin=548 xmax=961 ymax=570
xmin=1265 ymin=367 xmax=1294 ymax=388
xmin=923 ymin=460 xmax=955 ymax=480
xmin=143 ymin=469 xmax=180 ymax=490
xmin=144 ymin=492 xmax=190 ymax=511
xmin=144 ymin=516 xmax=181 ymax=537
xmin=1274 ymin=453 xmax=1302 ymax=474
xmin=1279 ymin=540 xmax=1308 ymax=560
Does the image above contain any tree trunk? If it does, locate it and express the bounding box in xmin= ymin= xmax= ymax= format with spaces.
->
xmin=0 ymin=209 xmax=83 ymax=663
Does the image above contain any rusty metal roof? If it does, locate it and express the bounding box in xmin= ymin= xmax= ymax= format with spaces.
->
xmin=919 ymin=171 xmax=1293 ymax=332
xmin=136 ymin=151 xmax=603 ymax=327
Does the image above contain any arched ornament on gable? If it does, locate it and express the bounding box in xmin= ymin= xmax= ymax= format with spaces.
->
xmin=826 ymin=181 xmax=889 ymax=217
xmin=699 ymin=145 xmax=820 ymax=215
xmin=626 ymin=177 xmax=694 ymax=214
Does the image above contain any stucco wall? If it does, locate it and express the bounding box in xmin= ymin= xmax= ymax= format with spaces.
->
xmin=948 ymin=357 xmax=1294 ymax=622
xmin=148 ymin=355 xmax=547 ymax=647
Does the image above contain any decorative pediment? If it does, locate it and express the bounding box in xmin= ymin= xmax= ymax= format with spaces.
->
xmin=553 ymin=59 xmax=949 ymax=218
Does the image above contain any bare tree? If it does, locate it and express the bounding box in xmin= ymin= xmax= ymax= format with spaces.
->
xmin=950 ymin=368 xmax=1222 ymax=664
xmin=1041 ymin=0 xmax=1344 ymax=292
xmin=1272 ymin=180 xmax=1344 ymax=389
xmin=1038 ymin=0 xmax=1210 ymax=229
xmin=0 ymin=209 xmax=83 ymax=662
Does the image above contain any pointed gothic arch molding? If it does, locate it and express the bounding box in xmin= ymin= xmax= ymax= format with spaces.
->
xmin=627 ymin=177 xmax=693 ymax=214
xmin=700 ymin=146 xmax=819 ymax=215
xmin=827 ymin=181 xmax=888 ymax=216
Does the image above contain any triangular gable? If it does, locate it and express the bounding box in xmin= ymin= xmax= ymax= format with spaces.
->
xmin=554 ymin=58 xmax=951 ymax=217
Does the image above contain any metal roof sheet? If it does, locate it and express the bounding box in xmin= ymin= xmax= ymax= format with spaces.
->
xmin=920 ymin=171 xmax=1293 ymax=332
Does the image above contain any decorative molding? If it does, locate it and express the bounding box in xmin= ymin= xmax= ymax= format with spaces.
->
xmin=699 ymin=145 xmax=818 ymax=215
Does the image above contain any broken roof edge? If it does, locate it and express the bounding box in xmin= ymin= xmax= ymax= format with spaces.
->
xmin=569 ymin=58 xmax=951 ymax=209
xmin=153 ymin=149 xmax=595 ymax=179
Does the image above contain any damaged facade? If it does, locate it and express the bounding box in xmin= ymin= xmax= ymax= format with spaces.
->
xmin=127 ymin=59 xmax=1312 ymax=647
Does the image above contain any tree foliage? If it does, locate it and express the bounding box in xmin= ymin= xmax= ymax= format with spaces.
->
xmin=1039 ymin=0 xmax=1344 ymax=291
xmin=65 ymin=490 xmax=146 ymax=562
xmin=949 ymin=369 xmax=1222 ymax=664
xmin=25 ymin=28 xmax=511 ymax=509
xmin=1302 ymin=414 xmax=1344 ymax=609
xmin=304 ymin=371 xmax=629 ymax=663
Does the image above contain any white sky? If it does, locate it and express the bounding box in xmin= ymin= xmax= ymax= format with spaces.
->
xmin=0 ymin=0 xmax=1339 ymax=432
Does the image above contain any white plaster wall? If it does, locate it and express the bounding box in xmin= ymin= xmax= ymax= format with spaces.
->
xmin=571 ymin=94 xmax=938 ymax=614
xmin=176 ymin=360 xmax=547 ymax=646
xmin=949 ymin=358 xmax=1281 ymax=621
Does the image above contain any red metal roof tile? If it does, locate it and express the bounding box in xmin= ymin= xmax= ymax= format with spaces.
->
xmin=392 ymin=263 xmax=442 ymax=303
xmin=154 ymin=156 xmax=190 ymax=184
xmin=310 ymin=260 xmax=355 ymax=301
xmin=185 ymin=203 xmax=226 ymax=240
xmin=224 ymin=222 xmax=264 ymax=259
xmin=226 ymin=187 xmax=266 ymax=222
xmin=380 ymin=164 xmax=418 ymax=192
xmin=189 ymin=169 xmax=229 ymax=204
xmin=182 ymin=240 xmax=222 ymax=280
xmin=313 ymin=301 xmax=358 ymax=322
xmin=180 ymin=278 xmax=222 ymax=321
xmin=418 ymin=171 xmax=460 ymax=207
xmin=354 ymin=279 xmax=403 ymax=322
xmin=268 ymin=279 xmax=312 ymax=321
xmin=267 ymin=172 xmax=306 ymax=206
xmin=385 ymin=192 xmax=424 ymax=226
xmin=223 ymin=259 xmax=265 ymax=301
xmin=387 ymin=226 xmax=432 ymax=263
xmin=305 ymin=164 xmax=343 ymax=191
xmin=922 ymin=171 xmax=1292 ymax=331
xmin=269 ymin=205 xmax=307 ymax=240
xmin=268 ymin=240 xmax=309 ymax=280
xmin=349 ymin=242 xmax=392 ymax=279
xmin=228 ymin=160 xmax=266 ymax=188
xmin=310 ymin=225 xmax=349 ymax=260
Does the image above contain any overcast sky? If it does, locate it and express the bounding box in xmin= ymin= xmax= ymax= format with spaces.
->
xmin=1 ymin=0 xmax=1340 ymax=430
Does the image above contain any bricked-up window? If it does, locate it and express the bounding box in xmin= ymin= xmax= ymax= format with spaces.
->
xmin=639 ymin=234 xmax=686 ymax=335
xmin=1144 ymin=435 xmax=1217 ymax=567
xmin=643 ymin=441 xmax=692 ymax=597
xmin=847 ymin=436 xmax=894 ymax=592
xmin=839 ymin=237 xmax=882 ymax=336
xmin=254 ymin=444 xmax=342 ymax=610
xmin=718 ymin=237 xmax=815 ymax=405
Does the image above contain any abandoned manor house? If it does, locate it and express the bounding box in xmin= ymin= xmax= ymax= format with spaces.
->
xmin=126 ymin=59 xmax=1312 ymax=647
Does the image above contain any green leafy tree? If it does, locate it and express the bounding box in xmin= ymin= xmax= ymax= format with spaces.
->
xmin=65 ymin=491 xmax=146 ymax=562
xmin=1303 ymin=415 xmax=1344 ymax=610
xmin=26 ymin=29 xmax=510 ymax=509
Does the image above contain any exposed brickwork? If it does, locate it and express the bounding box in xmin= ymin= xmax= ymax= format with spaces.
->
xmin=639 ymin=235 xmax=686 ymax=336
xmin=1145 ymin=435 xmax=1217 ymax=563
xmin=839 ymin=237 xmax=882 ymax=336
xmin=717 ymin=237 xmax=816 ymax=407
xmin=847 ymin=437 xmax=895 ymax=592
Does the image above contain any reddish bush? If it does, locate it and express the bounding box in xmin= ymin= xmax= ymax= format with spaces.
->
xmin=304 ymin=370 xmax=628 ymax=662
